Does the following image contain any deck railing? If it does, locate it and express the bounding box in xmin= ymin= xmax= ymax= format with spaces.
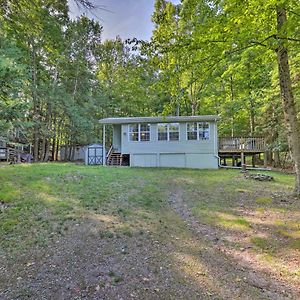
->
xmin=106 ymin=145 xmax=113 ymax=160
xmin=219 ymin=137 xmax=266 ymax=152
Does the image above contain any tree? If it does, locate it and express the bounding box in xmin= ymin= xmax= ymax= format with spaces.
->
xmin=276 ymin=7 xmax=300 ymax=194
xmin=153 ymin=0 xmax=300 ymax=194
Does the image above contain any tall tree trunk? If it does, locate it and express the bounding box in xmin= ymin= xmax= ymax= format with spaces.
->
xmin=44 ymin=140 xmax=50 ymax=162
xmin=230 ymin=75 xmax=235 ymax=137
xmin=51 ymin=115 xmax=57 ymax=161
xmin=55 ymin=120 xmax=63 ymax=161
xmin=247 ymin=60 xmax=255 ymax=136
xmin=43 ymin=102 xmax=52 ymax=162
xmin=71 ymin=145 xmax=75 ymax=161
xmin=41 ymin=136 xmax=46 ymax=161
xmin=68 ymin=140 xmax=72 ymax=161
xmin=276 ymin=8 xmax=300 ymax=195
xmin=30 ymin=40 xmax=40 ymax=162
xmin=249 ymin=98 xmax=255 ymax=136
xmin=273 ymin=150 xmax=281 ymax=168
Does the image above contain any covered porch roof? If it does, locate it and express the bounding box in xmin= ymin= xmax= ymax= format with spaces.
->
xmin=99 ymin=115 xmax=219 ymax=124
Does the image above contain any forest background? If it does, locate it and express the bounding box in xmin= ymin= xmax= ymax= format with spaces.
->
xmin=0 ymin=0 xmax=299 ymax=192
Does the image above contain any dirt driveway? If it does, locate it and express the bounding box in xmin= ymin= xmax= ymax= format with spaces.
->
xmin=0 ymin=165 xmax=299 ymax=299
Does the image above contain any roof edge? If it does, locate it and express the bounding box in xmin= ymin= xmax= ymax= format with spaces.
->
xmin=99 ymin=115 xmax=220 ymax=124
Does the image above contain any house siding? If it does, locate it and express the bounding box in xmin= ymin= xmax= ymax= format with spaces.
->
xmin=131 ymin=153 xmax=157 ymax=167
xmin=121 ymin=123 xmax=217 ymax=154
xmin=113 ymin=122 xmax=218 ymax=169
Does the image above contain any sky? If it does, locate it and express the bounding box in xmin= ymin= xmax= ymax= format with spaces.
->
xmin=68 ymin=0 xmax=181 ymax=41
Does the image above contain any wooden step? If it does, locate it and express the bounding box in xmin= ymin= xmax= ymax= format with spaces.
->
xmin=107 ymin=151 xmax=122 ymax=166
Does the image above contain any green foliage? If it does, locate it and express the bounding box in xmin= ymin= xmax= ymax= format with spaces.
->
xmin=0 ymin=0 xmax=299 ymax=169
xmin=149 ymin=0 xmax=299 ymax=142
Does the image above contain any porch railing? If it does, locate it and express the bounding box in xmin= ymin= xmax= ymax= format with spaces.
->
xmin=106 ymin=145 xmax=113 ymax=161
xmin=219 ymin=137 xmax=266 ymax=152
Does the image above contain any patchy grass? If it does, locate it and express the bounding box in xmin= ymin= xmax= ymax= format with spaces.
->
xmin=180 ymin=169 xmax=299 ymax=286
xmin=256 ymin=196 xmax=273 ymax=205
xmin=0 ymin=163 xmax=299 ymax=299
xmin=251 ymin=236 xmax=272 ymax=251
xmin=218 ymin=215 xmax=250 ymax=231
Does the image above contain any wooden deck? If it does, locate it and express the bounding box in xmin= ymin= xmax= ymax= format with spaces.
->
xmin=218 ymin=137 xmax=266 ymax=154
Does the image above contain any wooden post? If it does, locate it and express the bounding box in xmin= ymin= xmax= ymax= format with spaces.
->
xmin=241 ymin=151 xmax=246 ymax=172
xmin=102 ymin=124 xmax=106 ymax=166
xmin=264 ymin=151 xmax=268 ymax=168
xmin=17 ymin=152 xmax=21 ymax=163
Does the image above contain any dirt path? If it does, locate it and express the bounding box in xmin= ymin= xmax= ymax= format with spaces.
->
xmin=1 ymin=189 xmax=299 ymax=299
xmin=168 ymin=189 xmax=299 ymax=300
xmin=0 ymin=213 xmax=216 ymax=300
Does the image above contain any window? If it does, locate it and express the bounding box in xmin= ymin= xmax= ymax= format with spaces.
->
xmin=140 ymin=124 xmax=150 ymax=141
xmin=187 ymin=123 xmax=198 ymax=140
xmin=187 ymin=122 xmax=210 ymax=140
xmin=157 ymin=123 xmax=179 ymax=141
xmin=129 ymin=124 xmax=150 ymax=142
xmin=158 ymin=124 xmax=168 ymax=141
xmin=129 ymin=124 xmax=139 ymax=141
xmin=169 ymin=123 xmax=179 ymax=141
xmin=198 ymin=122 xmax=210 ymax=140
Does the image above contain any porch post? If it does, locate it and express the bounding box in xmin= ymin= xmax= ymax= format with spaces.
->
xmin=264 ymin=151 xmax=268 ymax=168
xmin=241 ymin=151 xmax=246 ymax=172
xmin=103 ymin=124 xmax=106 ymax=166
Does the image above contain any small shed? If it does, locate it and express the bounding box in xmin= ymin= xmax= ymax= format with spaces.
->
xmin=60 ymin=145 xmax=86 ymax=161
xmin=0 ymin=147 xmax=7 ymax=160
xmin=85 ymin=144 xmax=103 ymax=165
xmin=0 ymin=138 xmax=7 ymax=161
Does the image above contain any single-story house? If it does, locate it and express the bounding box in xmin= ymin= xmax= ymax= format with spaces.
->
xmin=99 ymin=115 xmax=220 ymax=169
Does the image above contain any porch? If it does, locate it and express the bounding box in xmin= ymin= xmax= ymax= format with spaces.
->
xmin=218 ymin=137 xmax=267 ymax=168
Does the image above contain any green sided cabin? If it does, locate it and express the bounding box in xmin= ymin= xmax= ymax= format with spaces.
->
xmin=99 ymin=115 xmax=220 ymax=169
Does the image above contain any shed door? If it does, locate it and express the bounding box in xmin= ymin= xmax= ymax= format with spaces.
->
xmin=87 ymin=147 xmax=103 ymax=165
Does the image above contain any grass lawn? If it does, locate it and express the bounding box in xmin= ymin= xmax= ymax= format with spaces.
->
xmin=0 ymin=163 xmax=299 ymax=299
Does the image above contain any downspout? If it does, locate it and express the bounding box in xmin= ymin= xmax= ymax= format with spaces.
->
xmin=102 ymin=124 xmax=106 ymax=166
xmin=213 ymin=117 xmax=221 ymax=167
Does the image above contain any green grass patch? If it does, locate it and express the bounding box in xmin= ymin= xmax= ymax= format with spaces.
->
xmin=259 ymin=253 xmax=275 ymax=263
xmin=193 ymin=206 xmax=250 ymax=231
xmin=251 ymin=236 xmax=271 ymax=251
xmin=99 ymin=230 xmax=114 ymax=239
xmin=0 ymin=163 xmax=170 ymax=254
xmin=290 ymin=239 xmax=300 ymax=250
xmin=1 ymin=218 xmax=19 ymax=232
xmin=218 ymin=217 xmax=250 ymax=231
xmin=0 ymin=162 xmax=298 ymax=279
xmin=0 ymin=184 xmax=20 ymax=202
xmin=256 ymin=197 xmax=273 ymax=205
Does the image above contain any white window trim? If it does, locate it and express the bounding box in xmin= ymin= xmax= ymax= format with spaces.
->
xmin=186 ymin=122 xmax=210 ymax=141
xmin=128 ymin=123 xmax=151 ymax=142
xmin=157 ymin=123 xmax=180 ymax=141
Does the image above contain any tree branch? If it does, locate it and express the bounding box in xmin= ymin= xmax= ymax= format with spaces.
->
xmin=289 ymin=10 xmax=300 ymax=17
xmin=261 ymin=34 xmax=300 ymax=43
xmin=277 ymin=36 xmax=300 ymax=42
xmin=74 ymin=0 xmax=95 ymax=9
